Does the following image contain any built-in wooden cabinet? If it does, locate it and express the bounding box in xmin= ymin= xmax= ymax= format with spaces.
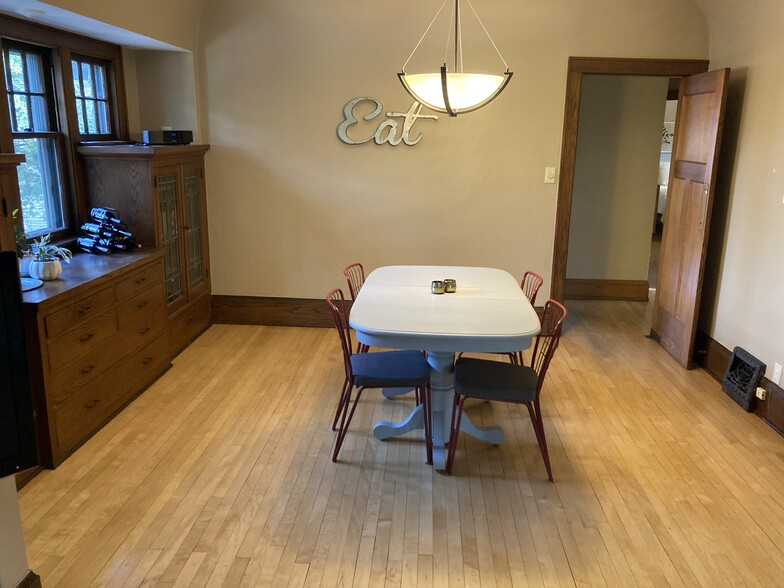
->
xmin=22 ymin=250 xmax=170 ymax=467
xmin=0 ymin=154 xmax=25 ymax=253
xmin=77 ymin=144 xmax=211 ymax=355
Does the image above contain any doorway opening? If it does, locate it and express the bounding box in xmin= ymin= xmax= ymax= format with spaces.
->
xmin=551 ymin=58 xmax=709 ymax=305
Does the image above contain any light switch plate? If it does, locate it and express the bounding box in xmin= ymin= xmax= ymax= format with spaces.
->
xmin=544 ymin=167 xmax=556 ymax=184
xmin=773 ymin=363 xmax=783 ymax=385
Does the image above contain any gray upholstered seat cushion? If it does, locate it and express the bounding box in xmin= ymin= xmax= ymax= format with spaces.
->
xmin=454 ymin=357 xmax=538 ymax=403
xmin=350 ymin=350 xmax=429 ymax=388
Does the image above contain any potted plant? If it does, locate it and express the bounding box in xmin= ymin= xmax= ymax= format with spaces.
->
xmin=28 ymin=233 xmax=72 ymax=281
xmin=12 ymin=209 xmax=28 ymax=258
xmin=12 ymin=209 xmax=32 ymax=276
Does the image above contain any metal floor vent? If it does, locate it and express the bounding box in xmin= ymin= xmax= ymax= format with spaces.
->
xmin=722 ymin=346 xmax=765 ymax=412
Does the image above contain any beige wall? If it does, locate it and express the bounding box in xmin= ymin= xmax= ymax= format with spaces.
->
xmin=133 ymin=50 xmax=199 ymax=142
xmin=197 ymin=0 xmax=707 ymax=299
xmin=40 ymin=0 xmax=784 ymax=380
xmin=692 ymin=0 xmax=784 ymax=378
xmin=567 ymin=75 xmax=667 ymax=282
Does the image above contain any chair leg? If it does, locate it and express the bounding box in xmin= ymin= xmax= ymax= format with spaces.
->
xmin=331 ymin=378 xmax=352 ymax=431
xmin=526 ymin=400 xmax=553 ymax=482
xmin=446 ymin=395 xmax=466 ymax=474
xmin=422 ymin=385 xmax=433 ymax=464
xmin=332 ymin=385 xmax=364 ymax=462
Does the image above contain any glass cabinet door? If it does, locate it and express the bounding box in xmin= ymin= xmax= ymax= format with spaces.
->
xmin=182 ymin=166 xmax=206 ymax=294
xmin=156 ymin=168 xmax=184 ymax=306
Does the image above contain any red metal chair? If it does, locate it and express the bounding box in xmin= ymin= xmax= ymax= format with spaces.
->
xmin=343 ymin=262 xmax=369 ymax=353
xmin=343 ymin=262 xmax=365 ymax=301
xmin=326 ymin=288 xmax=432 ymax=463
xmin=521 ymin=270 xmax=544 ymax=306
xmin=446 ymin=299 xmax=567 ymax=480
xmin=507 ymin=270 xmax=545 ymax=364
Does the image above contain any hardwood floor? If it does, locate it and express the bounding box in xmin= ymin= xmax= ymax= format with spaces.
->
xmin=19 ymin=299 xmax=784 ymax=587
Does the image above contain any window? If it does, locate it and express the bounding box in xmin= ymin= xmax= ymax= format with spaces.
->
xmin=0 ymin=15 xmax=128 ymax=240
xmin=71 ymin=55 xmax=113 ymax=137
xmin=3 ymin=41 xmax=66 ymax=236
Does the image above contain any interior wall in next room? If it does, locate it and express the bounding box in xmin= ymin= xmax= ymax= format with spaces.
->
xmin=567 ymin=75 xmax=668 ymax=283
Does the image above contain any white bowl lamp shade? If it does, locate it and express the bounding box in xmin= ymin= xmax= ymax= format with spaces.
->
xmin=399 ymin=67 xmax=512 ymax=116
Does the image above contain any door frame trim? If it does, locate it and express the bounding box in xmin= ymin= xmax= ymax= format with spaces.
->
xmin=551 ymin=57 xmax=710 ymax=302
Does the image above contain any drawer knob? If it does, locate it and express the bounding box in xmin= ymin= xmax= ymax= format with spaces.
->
xmin=81 ymin=364 xmax=96 ymax=374
xmin=85 ymin=399 xmax=100 ymax=409
xmin=142 ymin=357 xmax=153 ymax=365
xmin=135 ymin=277 xmax=147 ymax=285
xmin=80 ymin=333 xmax=94 ymax=343
xmin=137 ymin=300 xmax=149 ymax=309
xmin=78 ymin=305 xmax=92 ymax=315
xmin=140 ymin=327 xmax=151 ymax=335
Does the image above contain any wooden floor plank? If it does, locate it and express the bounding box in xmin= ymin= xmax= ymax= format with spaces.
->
xmin=18 ymin=300 xmax=784 ymax=587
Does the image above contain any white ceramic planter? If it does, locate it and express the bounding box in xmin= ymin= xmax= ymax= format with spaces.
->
xmin=18 ymin=253 xmax=32 ymax=277
xmin=29 ymin=259 xmax=62 ymax=281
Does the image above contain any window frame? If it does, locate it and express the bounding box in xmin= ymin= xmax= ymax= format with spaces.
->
xmin=3 ymin=39 xmax=70 ymax=239
xmin=70 ymin=53 xmax=116 ymax=141
xmin=0 ymin=15 xmax=129 ymax=241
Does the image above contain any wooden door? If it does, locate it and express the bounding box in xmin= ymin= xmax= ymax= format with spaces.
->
xmin=651 ymin=68 xmax=730 ymax=368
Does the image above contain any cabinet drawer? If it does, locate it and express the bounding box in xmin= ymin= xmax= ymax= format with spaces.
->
xmin=44 ymin=286 xmax=114 ymax=339
xmin=115 ymin=262 xmax=163 ymax=301
xmin=49 ymin=343 xmax=120 ymax=406
xmin=52 ymin=333 xmax=169 ymax=452
xmin=47 ymin=309 xmax=118 ymax=374
xmin=124 ymin=333 xmax=169 ymax=392
xmin=53 ymin=368 xmax=124 ymax=450
xmin=117 ymin=282 xmax=165 ymax=329
xmin=120 ymin=306 xmax=166 ymax=354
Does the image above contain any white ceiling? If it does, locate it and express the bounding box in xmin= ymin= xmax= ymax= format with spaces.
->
xmin=0 ymin=0 xmax=183 ymax=50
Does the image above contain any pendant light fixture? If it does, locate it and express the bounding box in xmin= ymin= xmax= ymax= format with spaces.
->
xmin=398 ymin=0 xmax=512 ymax=117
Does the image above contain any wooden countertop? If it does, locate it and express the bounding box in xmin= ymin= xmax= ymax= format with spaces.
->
xmin=22 ymin=248 xmax=164 ymax=308
xmin=76 ymin=143 xmax=210 ymax=158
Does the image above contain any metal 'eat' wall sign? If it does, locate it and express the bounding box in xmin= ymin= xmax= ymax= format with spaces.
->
xmin=337 ymin=97 xmax=438 ymax=146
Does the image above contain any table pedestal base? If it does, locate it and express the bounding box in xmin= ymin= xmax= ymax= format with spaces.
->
xmin=373 ymin=351 xmax=504 ymax=470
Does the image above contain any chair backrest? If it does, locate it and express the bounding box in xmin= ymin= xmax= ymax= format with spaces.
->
xmin=326 ymin=288 xmax=353 ymax=379
xmin=343 ymin=263 xmax=365 ymax=301
xmin=529 ymin=299 xmax=567 ymax=396
xmin=521 ymin=270 xmax=544 ymax=306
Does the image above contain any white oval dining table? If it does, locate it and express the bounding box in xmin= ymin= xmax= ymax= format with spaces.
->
xmin=349 ymin=265 xmax=541 ymax=470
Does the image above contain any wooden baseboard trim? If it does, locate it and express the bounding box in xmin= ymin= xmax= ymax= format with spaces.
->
xmin=564 ymin=279 xmax=649 ymax=301
xmin=16 ymin=570 xmax=42 ymax=588
xmin=15 ymin=467 xmax=41 ymax=490
xmin=695 ymin=329 xmax=784 ymax=434
xmin=211 ymin=295 xmax=334 ymax=328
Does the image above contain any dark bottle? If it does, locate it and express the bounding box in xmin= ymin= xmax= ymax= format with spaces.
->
xmin=90 ymin=207 xmax=123 ymax=225
xmin=100 ymin=238 xmax=134 ymax=252
xmin=77 ymin=236 xmax=111 ymax=255
xmin=82 ymin=222 xmax=114 ymax=239
xmin=82 ymin=222 xmax=133 ymax=239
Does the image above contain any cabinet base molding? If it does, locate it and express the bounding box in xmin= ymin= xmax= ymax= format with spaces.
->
xmin=695 ymin=329 xmax=784 ymax=435
xmin=212 ymin=295 xmax=334 ymax=328
xmin=16 ymin=570 xmax=42 ymax=588
xmin=564 ymin=278 xmax=649 ymax=301
xmin=169 ymin=293 xmax=212 ymax=357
